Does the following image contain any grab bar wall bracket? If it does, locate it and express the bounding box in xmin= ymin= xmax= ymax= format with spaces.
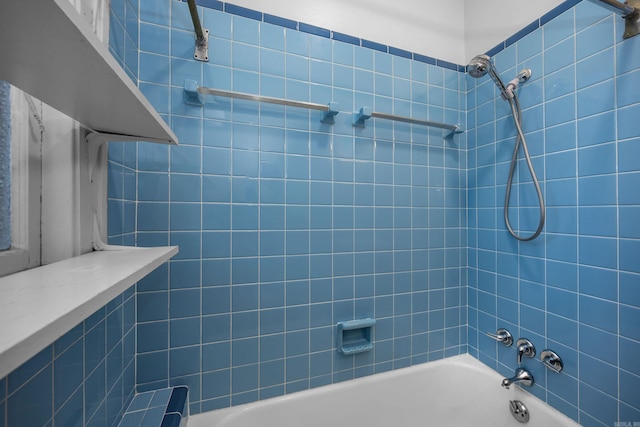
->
xmin=183 ymin=79 xmax=204 ymax=106
xmin=353 ymin=106 xmax=372 ymax=127
xmin=321 ymin=102 xmax=341 ymax=124
xmin=623 ymin=0 xmax=640 ymax=39
xmin=586 ymin=0 xmax=640 ymax=39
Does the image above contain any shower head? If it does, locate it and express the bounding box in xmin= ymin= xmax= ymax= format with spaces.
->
xmin=467 ymin=54 xmax=529 ymax=100
xmin=467 ymin=54 xmax=493 ymax=79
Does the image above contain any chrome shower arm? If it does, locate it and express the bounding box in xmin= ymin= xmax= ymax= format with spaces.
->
xmin=186 ymin=0 xmax=209 ymax=61
xmin=186 ymin=0 xmax=205 ymax=44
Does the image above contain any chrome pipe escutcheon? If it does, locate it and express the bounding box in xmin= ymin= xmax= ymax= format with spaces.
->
xmin=540 ymin=349 xmax=563 ymax=373
xmin=516 ymin=338 xmax=536 ymax=365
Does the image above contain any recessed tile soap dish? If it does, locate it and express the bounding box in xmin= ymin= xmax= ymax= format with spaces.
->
xmin=336 ymin=319 xmax=376 ymax=355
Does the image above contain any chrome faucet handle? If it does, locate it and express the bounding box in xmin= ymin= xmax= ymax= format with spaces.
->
xmin=516 ymin=338 xmax=536 ymax=365
xmin=485 ymin=328 xmax=513 ymax=347
xmin=540 ymin=349 xmax=563 ymax=373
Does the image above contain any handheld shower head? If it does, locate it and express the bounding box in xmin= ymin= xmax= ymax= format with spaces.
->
xmin=467 ymin=54 xmax=509 ymax=98
xmin=467 ymin=54 xmax=492 ymax=79
xmin=466 ymin=53 xmax=545 ymax=241
xmin=467 ymin=53 xmax=531 ymax=101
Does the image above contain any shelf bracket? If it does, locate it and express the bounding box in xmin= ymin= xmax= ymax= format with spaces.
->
xmin=86 ymin=131 xmax=172 ymax=251
xmin=86 ymin=131 xmax=171 ymax=184
xmin=92 ymin=212 xmax=132 ymax=251
xmin=85 ymin=131 xmax=172 ymax=145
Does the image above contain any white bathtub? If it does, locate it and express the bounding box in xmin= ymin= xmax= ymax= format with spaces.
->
xmin=189 ymin=354 xmax=579 ymax=427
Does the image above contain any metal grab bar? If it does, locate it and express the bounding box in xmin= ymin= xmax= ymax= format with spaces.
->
xmin=197 ymin=86 xmax=333 ymax=111
xmin=353 ymin=106 xmax=462 ymax=135
xmin=371 ymin=111 xmax=459 ymax=132
xmin=183 ymin=80 xmax=463 ymax=134
xmin=184 ymin=80 xmax=340 ymax=123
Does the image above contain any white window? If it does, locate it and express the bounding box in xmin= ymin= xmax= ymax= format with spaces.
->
xmin=0 ymin=82 xmax=10 ymax=251
xmin=0 ymin=83 xmax=43 ymax=277
xmin=0 ymin=1 xmax=111 ymax=278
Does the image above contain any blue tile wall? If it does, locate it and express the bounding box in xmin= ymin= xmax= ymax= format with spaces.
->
xmin=109 ymin=0 xmax=140 ymax=248
xmin=108 ymin=135 xmax=138 ymax=247
xmin=101 ymin=0 xmax=640 ymax=424
xmin=133 ymin=0 xmax=467 ymax=414
xmin=0 ymin=288 xmax=137 ymax=427
xmin=110 ymin=0 xmax=140 ymax=83
xmin=467 ymin=1 xmax=640 ymax=425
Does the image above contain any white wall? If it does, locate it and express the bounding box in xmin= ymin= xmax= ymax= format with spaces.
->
xmin=226 ymin=0 xmax=565 ymax=65
xmin=463 ymin=0 xmax=564 ymax=63
xmin=227 ymin=0 xmax=467 ymax=64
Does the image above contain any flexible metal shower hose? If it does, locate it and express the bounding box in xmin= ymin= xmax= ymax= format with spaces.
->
xmin=503 ymin=93 xmax=546 ymax=241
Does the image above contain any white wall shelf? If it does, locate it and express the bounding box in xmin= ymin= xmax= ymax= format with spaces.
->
xmin=0 ymin=0 xmax=181 ymax=380
xmin=0 ymin=246 xmax=178 ymax=379
xmin=0 ymin=0 xmax=178 ymax=145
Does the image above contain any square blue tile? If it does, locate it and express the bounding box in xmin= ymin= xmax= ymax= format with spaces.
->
xmin=202 ymin=370 xmax=230 ymax=400
xmin=260 ymin=360 xmax=284 ymax=387
xmin=170 ymin=317 xmax=201 ymax=348
xmin=618 ymin=103 xmax=640 ymax=140
xmin=201 ymin=313 xmax=230 ymax=344
xmin=544 ymin=37 xmax=575 ymax=75
xmin=576 ymin=16 xmax=614 ymax=61
xmin=232 ymin=364 xmax=259 ymax=393
xmin=170 ymin=346 xmax=201 ymax=377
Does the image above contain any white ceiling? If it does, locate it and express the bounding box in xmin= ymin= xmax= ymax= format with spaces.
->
xmin=222 ymin=0 xmax=565 ymax=64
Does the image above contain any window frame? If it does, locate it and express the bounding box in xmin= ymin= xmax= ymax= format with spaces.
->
xmin=0 ymin=87 xmax=42 ymax=277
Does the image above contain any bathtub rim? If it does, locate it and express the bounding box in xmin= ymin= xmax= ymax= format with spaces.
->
xmin=188 ymin=353 xmax=579 ymax=427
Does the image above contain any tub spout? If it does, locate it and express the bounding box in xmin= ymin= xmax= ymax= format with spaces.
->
xmin=502 ymin=368 xmax=533 ymax=389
